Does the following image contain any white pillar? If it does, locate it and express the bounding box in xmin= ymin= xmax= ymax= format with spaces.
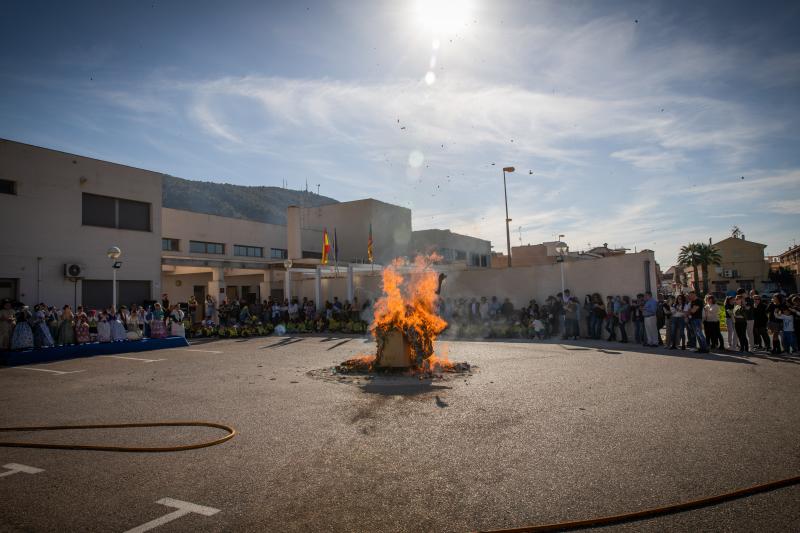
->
xmin=346 ymin=264 xmax=354 ymax=303
xmin=315 ymin=266 xmax=322 ymax=310
xmin=208 ymin=267 xmax=226 ymax=313
xmin=284 ymin=269 xmax=292 ymax=301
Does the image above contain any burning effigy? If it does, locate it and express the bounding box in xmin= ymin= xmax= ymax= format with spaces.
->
xmin=336 ymin=255 xmax=469 ymax=376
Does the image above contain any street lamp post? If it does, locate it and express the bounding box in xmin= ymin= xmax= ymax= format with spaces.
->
xmin=556 ymin=236 xmax=567 ymax=295
xmin=502 ymin=167 xmax=515 ymax=268
xmin=107 ymin=246 xmax=122 ymax=310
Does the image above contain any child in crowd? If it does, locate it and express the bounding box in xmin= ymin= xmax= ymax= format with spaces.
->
xmin=96 ymin=312 xmax=112 ymax=343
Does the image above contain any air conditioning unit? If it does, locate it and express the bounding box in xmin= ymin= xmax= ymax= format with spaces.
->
xmin=64 ymin=263 xmax=84 ymax=279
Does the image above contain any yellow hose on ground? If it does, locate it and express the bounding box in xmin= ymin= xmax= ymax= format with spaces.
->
xmin=0 ymin=422 xmax=236 ymax=452
xmin=477 ymin=474 xmax=800 ymax=532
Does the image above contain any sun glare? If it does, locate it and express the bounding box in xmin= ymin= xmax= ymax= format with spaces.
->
xmin=415 ymin=0 xmax=474 ymax=35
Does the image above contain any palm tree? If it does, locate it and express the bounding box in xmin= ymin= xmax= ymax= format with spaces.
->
xmin=696 ymin=243 xmax=722 ymax=294
xmin=677 ymin=243 xmax=703 ymax=292
xmin=677 ymin=243 xmax=722 ymax=294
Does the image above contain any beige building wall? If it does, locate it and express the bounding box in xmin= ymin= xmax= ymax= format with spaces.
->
xmin=441 ymin=251 xmax=658 ymax=307
xmin=161 ymin=207 xmax=319 ymax=263
xmin=0 ymin=139 xmax=162 ymax=307
xmin=301 ymin=199 xmax=411 ymax=265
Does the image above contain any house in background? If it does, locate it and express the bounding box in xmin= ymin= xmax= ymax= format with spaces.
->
xmin=685 ymin=234 xmax=769 ymax=296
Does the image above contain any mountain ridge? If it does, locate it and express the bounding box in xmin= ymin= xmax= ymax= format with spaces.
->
xmin=162 ymin=175 xmax=338 ymax=225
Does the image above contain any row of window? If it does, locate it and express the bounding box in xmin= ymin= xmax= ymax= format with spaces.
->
xmin=163 ymin=238 xmax=290 ymax=259
xmin=437 ymin=247 xmax=489 ymax=267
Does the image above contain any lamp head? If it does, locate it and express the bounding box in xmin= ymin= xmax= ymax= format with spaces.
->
xmin=502 ymin=166 xmax=515 ymax=172
xmin=283 ymin=259 xmax=293 ymax=270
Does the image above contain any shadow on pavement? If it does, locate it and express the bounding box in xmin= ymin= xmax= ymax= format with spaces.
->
xmin=326 ymin=339 xmax=352 ymax=350
xmin=541 ymin=338 xmax=759 ymax=365
xmin=259 ymin=337 xmax=305 ymax=349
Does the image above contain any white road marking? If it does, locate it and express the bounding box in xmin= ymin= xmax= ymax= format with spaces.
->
xmin=183 ymin=349 xmax=223 ymax=354
xmin=0 ymin=463 xmax=45 ymax=478
xmin=100 ymin=355 xmax=165 ymax=363
xmin=13 ymin=367 xmax=85 ymax=375
xmin=123 ymin=498 xmax=220 ymax=533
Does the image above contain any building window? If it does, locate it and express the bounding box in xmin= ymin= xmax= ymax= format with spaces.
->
xmin=480 ymin=255 xmax=488 ymax=267
xmin=81 ymin=193 xmax=151 ymax=231
xmin=234 ymin=245 xmax=263 ymax=258
xmin=162 ymin=238 xmax=180 ymax=252
xmin=455 ymin=250 xmax=467 ymax=260
xmin=303 ymin=250 xmax=323 ymax=259
xmin=0 ymin=179 xmax=16 ymax=195
xmin=190 ymin=240 xmax=224 ymax=254
xmin=270 ymin=248 xmax=288 ymax=259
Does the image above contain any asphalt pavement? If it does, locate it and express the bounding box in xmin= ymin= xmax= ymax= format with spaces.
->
xmin=1 ymin=336 xmax=798 ymax=532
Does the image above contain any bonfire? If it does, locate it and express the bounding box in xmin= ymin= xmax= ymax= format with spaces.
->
xmin=337 ymin=255 xmax=468 ymax=375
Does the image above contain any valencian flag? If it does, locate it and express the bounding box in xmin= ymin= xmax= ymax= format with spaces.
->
xmin=321 ymin=228 xmax=331 ymax=264
xmin=368 ymin=223 xmax=374 ymax=263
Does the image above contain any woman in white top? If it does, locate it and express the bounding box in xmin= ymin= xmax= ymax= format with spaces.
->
xmin=669 ymin=294 xmax=688 ymax=349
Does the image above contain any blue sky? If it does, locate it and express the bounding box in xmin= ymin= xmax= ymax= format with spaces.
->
xmin=2 ymin=0 xmax=799 ymax=266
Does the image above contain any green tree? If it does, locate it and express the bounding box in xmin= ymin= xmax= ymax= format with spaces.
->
xmin=677 ymin=243 xmax=722 ymax=294
xmin=696 ymin=243 xmax=722 ymax=294
xmin=769 ymin=266 xmax=798 ymax=294
xmin=677 ymin=243 xmax=702 ymax=292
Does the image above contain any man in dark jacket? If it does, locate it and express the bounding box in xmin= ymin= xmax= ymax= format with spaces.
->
xmin=752 ymin=295 xmax=770 ymax=350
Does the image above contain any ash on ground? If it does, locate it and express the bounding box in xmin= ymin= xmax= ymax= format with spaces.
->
xmin=308 ymin=355 xmax=475 ymax=386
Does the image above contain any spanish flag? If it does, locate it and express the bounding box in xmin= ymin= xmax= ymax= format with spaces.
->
xmin=321 ymin=228 xmax=331 ymax=264
xmin=368 ymin=223 xmax=374 ymax=263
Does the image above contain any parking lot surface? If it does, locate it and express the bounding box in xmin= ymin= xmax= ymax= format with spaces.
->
xmin=1 ymin=336 xmax=799 ymax=532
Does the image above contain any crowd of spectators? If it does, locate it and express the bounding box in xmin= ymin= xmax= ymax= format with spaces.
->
xmin=3 ymin=287 xmax=798 ymax=355
xmin=0 ymin=297 xmax=187 ymax=351
xmin=438 ymin=288 xmax=800 ymax=355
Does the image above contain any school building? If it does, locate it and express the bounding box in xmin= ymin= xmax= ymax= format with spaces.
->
xmin=0 ymin=139 xmax=492 ymax=310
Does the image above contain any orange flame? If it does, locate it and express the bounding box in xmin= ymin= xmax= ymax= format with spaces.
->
xmin=371 ymin=255 xmax=451 ymax=368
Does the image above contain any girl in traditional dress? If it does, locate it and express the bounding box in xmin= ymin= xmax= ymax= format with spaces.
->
xmin=169 ymin=305 xmax=186 ymax=337
xmin=150 ymin=303 xmax=167 ymax=339
xmin=32 ymin=304 xmax=55 ymax=348
xmin=47 ymin=306 xmax=60 ymax=342
xmin=75 ymin=312 xmax=91 ymax=344
xmin=96 ymin=312 xmax=112 ymax=342
xmin=110 ymin=307 xmax=127 ymax=341
xmin=11 ymin=307 xmax=34 ymax=350
xmin=56 ymin=305 xmax=76 ymax=345
xmin=0 ymin=300 xmax=15 ymax=350
xmin=126 ymin=305 xmax=142 ymax=340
